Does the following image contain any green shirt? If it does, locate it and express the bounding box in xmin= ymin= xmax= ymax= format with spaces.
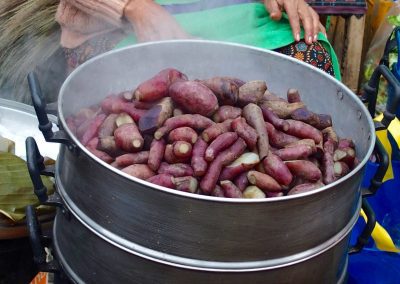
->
xmin=116 ymin=0 xmax=340 ymax=80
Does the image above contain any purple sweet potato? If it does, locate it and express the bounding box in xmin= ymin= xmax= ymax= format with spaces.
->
xmin=169 ymin=81 xmax=219 ymax=117
xmin=243 ymin=103 xmax=269 ymax=160
xmin=262 ymin=153 xmax=293 ymax=186
xmin=148 ymin=139 xmax=166 ymax=171
xmin=138 ymin=97 xmax=173 ymax=134
xmin=134 ymin=68 xmax=188 ymax=102
xmin=213 ymin=106 xmax=242 ymax=123
xmin=231 ymin=117 xmax=258 ymax=150
xmin=191 ymin=138 xmax=208 ymax=177
xmin=200 ymin=77 xmax=239 ymax=105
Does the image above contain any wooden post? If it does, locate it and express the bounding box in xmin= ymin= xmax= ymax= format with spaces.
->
xmin=332 ymin=16 xmax=347 ymax=68
xmin=341 ymin=15 xmax=366 ymax=94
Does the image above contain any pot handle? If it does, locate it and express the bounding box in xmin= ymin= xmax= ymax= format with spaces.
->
xmin=26 ymin=205 xmax=60 ymax=272
xmin=363 ymin=64 xmax=400 ymax=130
xmin=26 ymin=137 xmax=70 ymax=217
xmin=361 ymin=138 xmax=389 ymax=197
xmin=27 ymin=72 xmax=76 ymax=151
xmin=349 ymin=198 xmax=376 ymax=254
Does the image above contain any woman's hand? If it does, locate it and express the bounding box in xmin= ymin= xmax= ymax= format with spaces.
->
xmin=124 ymin=0 xmax=190 ymax=42
xmin=264 ymin=0 xmax=326 ymax=45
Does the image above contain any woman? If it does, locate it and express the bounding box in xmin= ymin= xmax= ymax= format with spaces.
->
xmin=57 ymin=0 xmax=339 ymax=78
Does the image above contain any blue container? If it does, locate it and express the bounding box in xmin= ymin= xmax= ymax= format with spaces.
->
xmin=348 ymin=161 xmax=400 ymax=283
xmin=348 ymin=248 xmax=400 ymax=284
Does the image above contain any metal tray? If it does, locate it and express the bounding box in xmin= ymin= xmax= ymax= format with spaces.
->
xmin=0 ymin=98 xmax=59 ymax=160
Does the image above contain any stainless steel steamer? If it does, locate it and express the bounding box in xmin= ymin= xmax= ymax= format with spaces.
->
xmin=25 ymin=40 xmax=393 ymax=283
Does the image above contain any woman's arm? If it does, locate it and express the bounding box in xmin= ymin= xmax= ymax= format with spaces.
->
xmin=264 ymin=0 xmax=326 ymax=45
xmin=65 ymin=0 xmax=189 ymax=41
xmin=64 ymin=0 xmax=130 ymax=26
xmin=123 ymin=0 xmax=189 ymax=42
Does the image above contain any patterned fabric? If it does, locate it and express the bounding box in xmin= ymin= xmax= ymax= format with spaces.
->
xmin=63 ymin=31 xmax=125 ymax=72
xmin=276 ymin=40 xmax=335 ymax=76
xmin=64 ymin=34 xmax=335 ymax=77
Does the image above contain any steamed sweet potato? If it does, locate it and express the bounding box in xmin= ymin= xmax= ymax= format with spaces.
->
xmin=274 ymin=144 xmax=314 ymax=161
xmin=237 ymin=80 xmax=267 ymax=106
xmin=334 ymin=161 xmax=350 ymax=178
xmin=266 ymin=191 xmax=284 ymax=198
xmin=287 ymin=181 xmax=324 ymax=196
xmin=243 ymin=186 xmax=266 ymax=199
xmin=164 ymin=144 xmax=188 ymax=164
xmin=101 ymin=95 xmax=146 ymax=121
xmin=247 ymin=170 xmax=281 ymax=192
xmin=262 ymin=153 xmax=293 ymax=186
xmin=98 ymin=136 xmax=124 ymax=156
xmin=211 ymin=185 xmax=225 ymax=197
xmin=122 ymin=164 xmax=155 ymax=180
xmin=322 ymin=127 xmax=338 ymax=144
xmin=114 ymin=151 xmax=150 ymax=168
xmin=333 ymin=147 xmax=356 ymax=167
xmin=158 ymin=162 xmax=194 ymax=177
xmin=261 ymin=101 xmax=305 ymax=118
xmin=322 ymin=139 xmax=337 ymax=185
xmin=74 ymin=107 xmax=97 ymax=126
xmin=148 ymin=139 xmax=166 ymax=171
xmin=173 ymin=108 xmax=184 ymax=117
xmin=98 ymin=113 xmax=118 ymax=138
xmin=291 ymin=108 xmax=332 ymax=130
xmin=191 ymin=138 xmax=208 ymax=177
xmin=200 ymin=77 xmax=239 ymax=105
xmin=285 ymin=119 xmax=323 ymax=144
xmin=260 ymin=105 xmax=289 ymax=131
xmin=287 ymin=89 xmax=301 ymax=103
xmin=200 ymin=138 xmax=247 ymax=194
xmin=220 ymin=180 xmax=243 ymax=198
xmin=338 ymin=138 xmax=355 ymax=149
xmin=138 ymin=97 xmax=173 ymax=134
xmin=101 ymin=95 xmax=125 ymax=114
xmin=173 ymin=141 xmax=193 ymax=159
xmin=219 ymin=152 xmax=260 ymax=181
xmin=231 ymin=117 xmax=258 ymax=150
xmin=265 ymin=122 xmax=299 ymax=148
xmin=202 ymin=119 xmax=232 ymax=142
xmin=114 ymin=122 xmax=144 ymax=152
xmin=168 ymin=127 xmax=198 ymax=144
xmin=261 ymin=90 xmax=286 ymax=102
xmin=86 ymin=137 xmax=99 ymax=150
xmin=243 ymin=103 xmax=269 ymax=160
xmin=169 ymin=81 xmax=219 ymax=117
xmin=285 ymin=160 xmax=322 ymax=182
xmin=234 ymin=171 xmax=249 ymax=192
xmin=134 ymin=68 xmax=188 ymax=102
xmin=87 ymin=148 xmax=114 ymax=164
xmin=115 ymin=113 xmax=134 ymax=127
xmin=205 ymin=132 xmax=238 ymax=162
xmin=213 ymin=106 xmax=242 ymax=123
xmin=146 ymin=173 xmax=174 ymax=188
xmin=172 ymin=176 xmax=198 ymax=193
xmin=80 ymin=114 xmax=106 ymax=146
xmin=154 ymin=114 xmax=214 ymax=140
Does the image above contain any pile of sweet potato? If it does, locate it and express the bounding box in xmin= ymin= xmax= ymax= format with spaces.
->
xmin=66 ymin=68 xmax=357 ymax=198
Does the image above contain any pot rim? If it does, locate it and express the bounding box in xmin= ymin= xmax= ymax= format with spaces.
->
xmin=57 ymin=39 xmax=376 ymax=203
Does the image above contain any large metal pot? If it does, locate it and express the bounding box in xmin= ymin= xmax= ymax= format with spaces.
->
xmin=49 ymin=203 xmax=356 ymax=284
xmin=27 ymin=40 xmax=381 ymax=281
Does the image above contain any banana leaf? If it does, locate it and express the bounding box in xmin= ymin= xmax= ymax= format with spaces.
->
xmin=0 ymin=152 xmax=54 ymax=222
